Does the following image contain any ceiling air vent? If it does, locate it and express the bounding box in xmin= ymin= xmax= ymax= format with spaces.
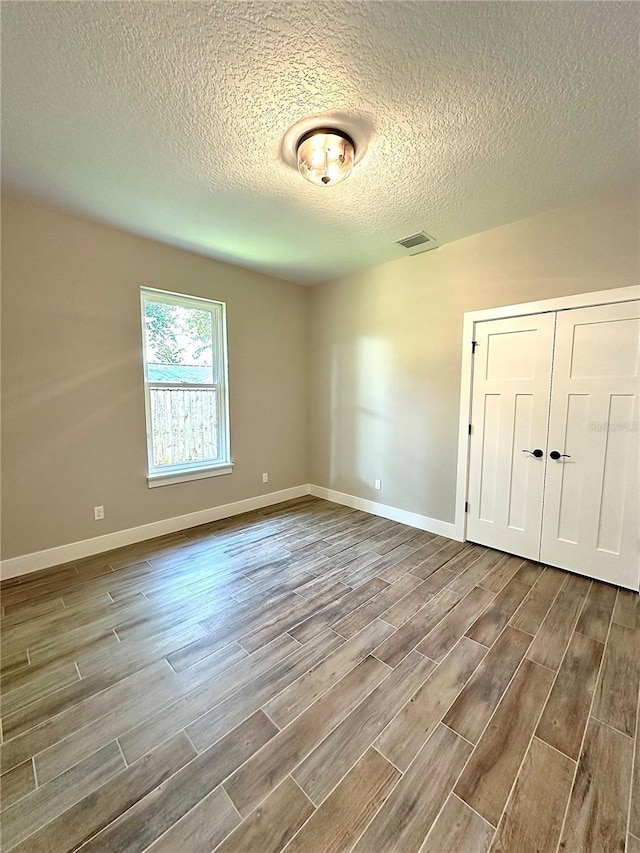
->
xmin=395 ymin=231 xmax=437 ymax=251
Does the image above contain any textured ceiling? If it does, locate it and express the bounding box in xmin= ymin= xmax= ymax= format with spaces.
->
xmin=2 ymin=1 xmax=638 ymax=285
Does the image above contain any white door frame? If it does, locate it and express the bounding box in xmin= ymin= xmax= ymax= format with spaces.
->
xmin=453 ymin=284 xmax=640 ymax=543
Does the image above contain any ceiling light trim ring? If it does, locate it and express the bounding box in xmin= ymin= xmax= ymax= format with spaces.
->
xmin=296 ymin=127 xmax=356 ymax=151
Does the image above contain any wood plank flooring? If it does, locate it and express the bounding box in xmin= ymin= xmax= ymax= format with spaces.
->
xmin=0 ymin=496 xmax=638 ymax=852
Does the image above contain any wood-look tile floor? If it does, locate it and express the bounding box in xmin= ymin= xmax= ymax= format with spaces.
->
xmin=0 ymin=496 xmax=638 ymax=853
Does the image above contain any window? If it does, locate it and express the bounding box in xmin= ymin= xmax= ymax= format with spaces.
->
xmin=140 ymin=287 xmax=231 ymax=486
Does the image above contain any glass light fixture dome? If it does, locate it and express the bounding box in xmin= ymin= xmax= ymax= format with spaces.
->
xmin=296 ymin=128 xmax=355 ymax=186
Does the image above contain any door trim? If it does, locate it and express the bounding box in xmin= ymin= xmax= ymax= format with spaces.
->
xmin=454 ymin=285 xmax=640 ymax=543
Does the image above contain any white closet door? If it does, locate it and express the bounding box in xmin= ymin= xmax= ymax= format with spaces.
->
xmin=540 ymin=300 xmax=640 ymax=589
xmin=467 ymin=313 xmax=556 ymax=560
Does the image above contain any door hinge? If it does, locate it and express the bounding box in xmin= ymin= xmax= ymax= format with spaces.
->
xmin=465 ymin=501 xmax=469 ymax=513
xmin=471 ymin=341 xmax=478 ymax=354
xmin=468 ymin=424 xmax=472 ymax=436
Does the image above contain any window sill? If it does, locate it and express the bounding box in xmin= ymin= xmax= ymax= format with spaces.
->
xmin=147 ymin=463 xmax=234 ymax=488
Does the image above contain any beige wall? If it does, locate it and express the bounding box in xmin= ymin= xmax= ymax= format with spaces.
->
xmin=1 ymin=196 xmax=309 ymax=560
xmin=309 ymin=193 xmax=640 ymax=524
xmin=3 ymin=192 xmax=639 ymax=562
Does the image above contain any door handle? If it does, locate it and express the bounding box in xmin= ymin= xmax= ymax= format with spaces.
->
xmin=549 ymin=450 xmax=571 ymax=460
xmin=522 ymin=449 xmax=544 ymax=458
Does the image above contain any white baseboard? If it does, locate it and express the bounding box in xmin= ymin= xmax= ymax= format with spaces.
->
xmin=0 ymin=485 xmax=311 ymax=581
xmin=309 ymin=484 xmax=461 ymax=541
xmin=1 ymin=483 xmax=461 ymax=581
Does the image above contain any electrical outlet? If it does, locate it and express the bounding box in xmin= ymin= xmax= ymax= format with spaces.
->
xmin=94 ymin=506 xmax=104 ymax=521
xmin=262 ymin=473 xmax=269 ymax=484
xmin=375 ymin=479 xmax=381 ymax=491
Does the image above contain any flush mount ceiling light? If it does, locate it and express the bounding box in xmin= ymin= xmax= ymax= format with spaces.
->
xmin=296 ymin=128 xmax=355 ymax=186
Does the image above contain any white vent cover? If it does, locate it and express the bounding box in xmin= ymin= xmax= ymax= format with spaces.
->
xmin=395 ymin=231 xmax=438 ymax=254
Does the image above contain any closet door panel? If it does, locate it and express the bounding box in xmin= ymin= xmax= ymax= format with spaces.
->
xmin=467 ymin=313 xmax=556 ymax=560
xmin=541 ymin=301 xmax=640 ymax=590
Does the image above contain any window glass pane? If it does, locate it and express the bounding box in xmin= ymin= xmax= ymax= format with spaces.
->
xmin=149 ymin=387 xmax=219 ymax=467
xmin=144 ymin=299 xmax=214 ymax=384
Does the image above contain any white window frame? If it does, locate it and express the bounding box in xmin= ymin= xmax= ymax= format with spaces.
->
xmin=140 ymin=287 xmax=232 ymax=487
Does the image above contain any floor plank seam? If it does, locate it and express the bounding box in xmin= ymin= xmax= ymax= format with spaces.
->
xmin=181 ymin=728 xmax=200 ymax=758
xmin=223 ymin=658 xmax=399 ymax=825
xmin=528 ymin=657 xmax=557 ymax=674
xmin=369 ymin=653 xmax=394 ymax=671
xmin=115 ymin=738 xmax=128 ymax=768
xmin=510 ymin=622 xmax=536 ymax=640
xmin=462 ymin=634 xmax=491 ymax=652
xmin=371 ymin=743 xmax=404 ymax=776
xmin=441 ymin=721 xmax=475 ymax=749
xmin=287 ymin=772 xmax=318 ymax=809
xmin=531 ymin=733 xmax=577 ymax=764
xmin=224 ymin=783 xmax=245 ymax=822
xmin=626 ymin=679 xmax=640 ymax=848
xmin=369 ymin=637 xmax=498 ymax=842
xmin=151 ymin=653 xmax=380 ymax=813
xmin=589 ymin=714 xmax=636 ymax=741
xmin=270 ymin=776 xmax=318 ymax=853
xmin=284 ymin=631 xmax=303 ymax=647
xmin=285 ymin=737 xmax=403 ymax=853
xmin=288 ymin=648 xmax=439 ymax=813
xmin=452 ymin=649 xmax=552 ymax=828
xmin=573 ymin=627 xmax=604 ymax=642
xmin=452 ymin=791 xmax=496 ymax=830
xmin=414 ymin=648 xmax=438 ymax=664
xmin=259 ymin=705 xmax=282 ymax=731
xmin=24 ymin=661 xmax=234 ymax=780
xmin=510 ymin=567 xmax=565 ymax=635
xmin=379 ymin=703 xmax=494 ymax=853
xmin=372 ymin=635 xmax=485 ymax=753
xmin=553 ymin=586 xmax=616 ymax=853
xmin=2 ymin=668 xmax=112 ymax=732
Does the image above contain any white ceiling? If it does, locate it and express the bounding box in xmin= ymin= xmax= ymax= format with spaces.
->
xmin=2 ymin=1 xmax=638 ymax=285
